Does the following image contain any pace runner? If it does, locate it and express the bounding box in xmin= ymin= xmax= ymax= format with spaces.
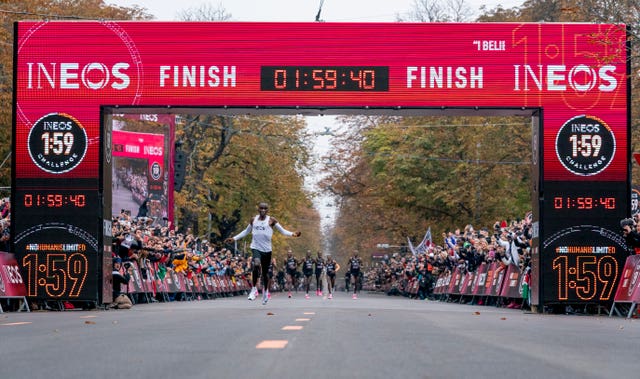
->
xmin=225 ymin=202 xmax=300 ymax=305
xmin=325 ymin=255 xmax=340 ymax=299
xmin=285 ymin=250 xmax=299 ymax=298
xmin=349 ymin=251 xmax=363 ymax=299
xmin=302 ymin=250 xmax=314 ymax=299
xmin=314 ymin=251 xmax=325 ymax=296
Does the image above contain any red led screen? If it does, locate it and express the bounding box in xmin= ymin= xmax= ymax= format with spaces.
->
xmin=14 ymin=21 xmax=627 ymax=182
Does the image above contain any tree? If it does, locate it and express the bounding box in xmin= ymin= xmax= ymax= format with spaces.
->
xmin=168 ymin=5 xmax=321 ymax=258
xmin=322 ymin=115 xmax=531 ymax=258
xmin=177 ymin=2 xmax=232 ymax=21
xmin=172 ymin=113 xmax=320 ymax=260
xmin=397 ymin=0 xmax=473 ymax=22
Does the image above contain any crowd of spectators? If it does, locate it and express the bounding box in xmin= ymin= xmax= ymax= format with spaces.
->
xmin=115 ymin=165 xmax=168 ymax=224
xmin=362 ymin=212 xmax=534 ymax=302
xmin=4 ymin=204 xmax=635 ymax=312
xmin=115 ymin=166 xmax=149 ymax=205
xmin=112 ymin=209 xmax=253 ymax=291
xmin=0 ymin=197 xmax=10 ymax=252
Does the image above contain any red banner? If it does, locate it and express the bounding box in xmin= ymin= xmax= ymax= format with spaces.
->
xmin=165 ymin=269 xmax=184 ymax=293
xmin=144 ymin=263 xmax=156 ymax=297
xmin=478 ymin=263 xmax=498 ymax=297
xmin=213 ymin=276 xmax=222 ymax=294
xmin=112 ymin=131 xmax=165 ymax=160
xmin=448 ymin=268 xmax=463 ymax=295
xmin=489 ymin=265 xmax=507 ymax=297
xmin=612 ymin=255 xmax=640 ymax=303
xmin=152 ymin=263 xmax=168 ymax=294
xmin=126 ymin=261 xmax=145 ymax=294
xmin=500 ymin=264 xmax=523 ymax=298
xmin=0 ymin=252 xmax=27 ymax=297
xmin=203 ymin=275 xmax=214 ymax=293
xmin=461 ymin=272 xmax=476 ymax=295
xmin=14 ymin=22 xmax=628 ymax=182
xmin=471 ymin=263 xmax=487 ymax=296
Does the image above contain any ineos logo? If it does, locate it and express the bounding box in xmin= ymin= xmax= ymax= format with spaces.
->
xmin=2 ymin=265 xmax=23 ymax=285
xmin=513 ymin=64 xmax=618 ymax=92
xmin=26 ymin=62 xmax=131 ymax=90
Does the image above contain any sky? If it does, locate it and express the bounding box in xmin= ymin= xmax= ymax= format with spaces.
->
xmin=107 ymin=0 xmax=525 ymax=22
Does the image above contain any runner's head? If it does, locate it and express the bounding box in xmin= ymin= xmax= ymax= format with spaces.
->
xmin=258 ymin=202 xmax=269 ymax=217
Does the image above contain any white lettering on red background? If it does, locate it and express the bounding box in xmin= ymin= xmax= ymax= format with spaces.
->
xmin=406 ymin=66 xmax=484 ymax=89
xmin=26 ymin=62 xmax=130 ymax=90
xmin=513 ymin=64 xmax=617 ymax=92
xmin=123 ymin=145 xmax=163 ymax=156
xmin=159 ymin=65 xmax=237 ymax=87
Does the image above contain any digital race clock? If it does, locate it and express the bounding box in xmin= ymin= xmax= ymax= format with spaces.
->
xmin=553 ymin=196 xmax=616 ymax=210
xmin=261 ymin=66 xmax=389 ymax=91
xmin=12 ymin=187 xmax=102 ymax=300
xmin=21 ymin=190 xmax=90 ymax=208
xmin=543 ymin=182 xmax=626 ymax=217
xmin=541 ymin=181 xmax=628 ymax=302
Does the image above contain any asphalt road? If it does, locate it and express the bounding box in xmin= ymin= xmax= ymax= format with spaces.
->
xmin=1 ymin=292 xmax=638 ymax=379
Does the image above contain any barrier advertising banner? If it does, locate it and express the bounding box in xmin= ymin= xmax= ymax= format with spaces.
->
xmin=448 ymin=268 xmax=463 ymax=295
xmin=612 ymin=255 xmax=640 ymax=303
xmin=0 ymin=252 xmax=27 ymax=297
xmin=500 ymin=264 xmax=523 ymax=299
xmin=489 ymin=265 xmax=507 ymax=297
xmin=471 ymin=263 xmax=487 ymax=296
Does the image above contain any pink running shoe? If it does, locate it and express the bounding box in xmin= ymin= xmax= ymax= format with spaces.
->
xmin=328 ymin=293 xmax=333 ymax=299
xmin=267 ymin=292 xmax=271 ymax=300
xmin=305 ymin=293 xmax=310 ymax=299
xmin=319 ymin=291 xmax=323 ymax=296
xmin=352 ymin=293 xmax=357 ymax=300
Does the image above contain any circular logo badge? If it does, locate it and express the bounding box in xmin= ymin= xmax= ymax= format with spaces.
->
xmin=555 ymin=115 xmax=615 ymax=176
xmin=28 ymin=113 xmax=88 ymax=174
xmin=149 ymin=162 xmax=162 ymax=181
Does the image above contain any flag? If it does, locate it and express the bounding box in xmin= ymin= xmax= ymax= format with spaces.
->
xmin=407 ymin=236 xmax=417 ymax=256
xmin=416 ymin=227 xmax=432 ymax=254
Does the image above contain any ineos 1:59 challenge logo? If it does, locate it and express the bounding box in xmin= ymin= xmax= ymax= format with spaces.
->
xmin=28 ymin=113 xmax=88 ymax=174
xmin=555 ymin=115 xmax=615 ymax=176
xmin=150 ymin=162 xmax=162 ymax=181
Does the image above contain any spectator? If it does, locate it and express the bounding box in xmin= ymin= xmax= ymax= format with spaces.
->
xmin=0 ymin=198 xmax=11 ymax=252
xmin=621 ymin=217 xmax=640 ymax=254
xmin=137 ymin=196 xmax=150 ymax=218
xmin=110 ymin=257 xmax=133 ymax=309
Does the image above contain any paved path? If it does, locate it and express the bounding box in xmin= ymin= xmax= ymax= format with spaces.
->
xmin=1 ymin=292 xmax=638 ymax=379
